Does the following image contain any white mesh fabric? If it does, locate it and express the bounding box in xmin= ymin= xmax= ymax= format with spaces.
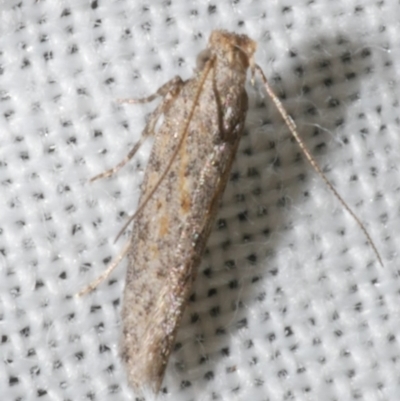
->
xmin=0 ymin=1 xmax=399 ymax=400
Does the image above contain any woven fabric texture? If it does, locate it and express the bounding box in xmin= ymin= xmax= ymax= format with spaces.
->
xmin=0 ymin=1 xmax=399 ymax=400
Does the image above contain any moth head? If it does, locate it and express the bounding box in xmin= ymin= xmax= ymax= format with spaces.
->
xmin=206 ymin=30 xmax=257 ymax=71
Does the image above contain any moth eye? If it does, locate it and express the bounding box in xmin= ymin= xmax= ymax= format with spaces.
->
xmin=196 ymin=49 xmax=211 ymax=70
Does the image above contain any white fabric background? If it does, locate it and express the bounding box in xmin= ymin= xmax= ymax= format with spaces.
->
xmin=0 ymin=1 xmax=399 ymax=400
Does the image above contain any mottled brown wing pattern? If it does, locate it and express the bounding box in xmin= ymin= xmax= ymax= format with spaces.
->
xmin=120 ymin=31 xmax=256 ymax=392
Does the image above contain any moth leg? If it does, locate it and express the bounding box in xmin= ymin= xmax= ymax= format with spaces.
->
xmin=91 ymin=76 xmax=184 ymax=182
xmin=117 ymin=76 xmax=183 ymax=105
xmin=76 ymin=240 xmax=131 ymax=297
xmin=79 ymin=77 xmax=185 ymax=295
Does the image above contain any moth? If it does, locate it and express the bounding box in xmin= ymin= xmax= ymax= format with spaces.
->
xmin=81 ymin=30 xmax=381 ymax=394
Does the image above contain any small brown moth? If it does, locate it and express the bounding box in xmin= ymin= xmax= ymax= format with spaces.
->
xmin=80 ymin=30 xmax=382 ymax=394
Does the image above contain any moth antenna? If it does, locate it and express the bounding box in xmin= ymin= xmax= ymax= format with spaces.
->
xmin=254 ymin=64 xmax=383 ymax=267
xmin=114 ymin=56 xmax=217 ymax=242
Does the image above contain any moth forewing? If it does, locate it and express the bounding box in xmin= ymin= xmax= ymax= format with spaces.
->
xmin=120 ymin=31 xmax=257 ymax=392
